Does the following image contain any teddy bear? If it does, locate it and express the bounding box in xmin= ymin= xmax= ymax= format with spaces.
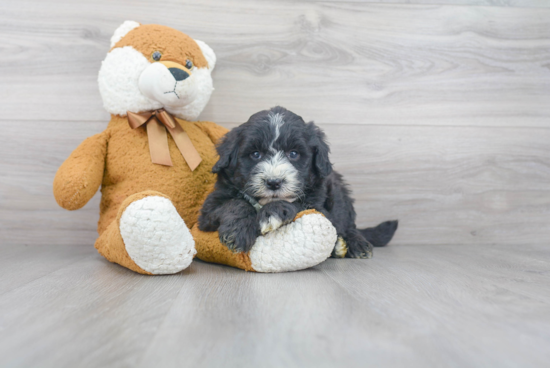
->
xmin=53 ymin=21 xmax=337 ymax=275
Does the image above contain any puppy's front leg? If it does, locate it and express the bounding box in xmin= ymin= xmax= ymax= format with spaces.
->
xmin=257 ymin=201 xmax=300 ymax=235
xmin=199 ymin=194 xmax=259 ymax=253
xmin=217 ymin=199 xmax=259 ymax=253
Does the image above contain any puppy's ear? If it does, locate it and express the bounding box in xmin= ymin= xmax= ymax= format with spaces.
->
xmin=212 ymin=128 xmax=240 ymax=174
xmin=308 ymin=122 xmax=333 ymax=178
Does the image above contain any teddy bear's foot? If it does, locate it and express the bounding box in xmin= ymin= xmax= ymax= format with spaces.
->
xmin=249 ymin=210 xmax=337 ymax=272
xmin=119 ymin=194 xmax=196 ymax=275
xmin=95 ymin=191 xmax=196 ymax=275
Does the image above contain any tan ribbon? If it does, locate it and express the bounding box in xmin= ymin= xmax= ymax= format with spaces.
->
xmin=127 ymin=109 xmax=202 ymax=170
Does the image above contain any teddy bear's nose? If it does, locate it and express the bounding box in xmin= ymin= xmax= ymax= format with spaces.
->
xmin=169 ymin=68 xmax=189 ymax=81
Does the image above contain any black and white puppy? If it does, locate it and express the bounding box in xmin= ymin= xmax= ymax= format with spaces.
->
xmin=198 ymin=106 xmax=398 ymax=258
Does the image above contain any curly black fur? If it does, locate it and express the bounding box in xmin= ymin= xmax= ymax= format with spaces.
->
xmin=198 ymin=106 xmax=398 ymax=258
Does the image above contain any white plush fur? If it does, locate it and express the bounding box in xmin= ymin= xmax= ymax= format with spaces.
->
xmin=194 ymin=40 xmax=216 ymax=70
xmin=98 ymin=31 xmax=215 ymax=121
xmin=98 ymin=47 xmax=162 ymax=116
xmin=249 ymin=213 xmax=337 ymax=273
xmin=139 ymin=62 xmax=200 ymax=107
xmin=162 ymin=67 xmax=214 ymax=120
xmin=120 ymin=196 xmax=196 ymax=274
xmin=110 ymin=21 xmax=140 ymax=48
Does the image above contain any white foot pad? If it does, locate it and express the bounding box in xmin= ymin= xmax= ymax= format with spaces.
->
xmin=120 ymin=196 xmax=196 ymax=274
xmin=249 ymin=213 xmax=337 ymax=273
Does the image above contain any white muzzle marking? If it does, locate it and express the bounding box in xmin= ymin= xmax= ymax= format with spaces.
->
xmin=247 ymin=151 xmax=301 ymax=206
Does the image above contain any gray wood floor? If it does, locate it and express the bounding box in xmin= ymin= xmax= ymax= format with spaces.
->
xmin=0 ymin=242 xmax=549 ymax=368
xmin=2 ymin=0 xmax=550 ymax=366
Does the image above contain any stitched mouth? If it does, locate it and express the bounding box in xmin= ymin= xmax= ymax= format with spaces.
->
xmin=163 ymin=81 xmax=180 ymax=99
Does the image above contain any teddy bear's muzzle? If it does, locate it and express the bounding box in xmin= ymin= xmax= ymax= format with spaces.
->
xmin=158 ymin=60 xmax=192 ymax=80
xmin=168 ymin=68 xmax=189 ymax=81
xmin=139 ymin=61 xmax=199 ymax=107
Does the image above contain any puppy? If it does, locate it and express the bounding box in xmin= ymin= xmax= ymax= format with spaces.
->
xmin=198 ymin=106 xmax=398 ymax=258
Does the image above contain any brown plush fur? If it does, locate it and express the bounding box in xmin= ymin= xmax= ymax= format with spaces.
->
xmin=191 ymin=225 xmax=256 ymax=272
xmin=113 ymin=24 xmax=209 ymax=68
xmin=94 ymin=190 xmax=172 ymax=275
xmin=53 ymin=115 xmax=228 ymax=274
xmin=53 ymin=23 xmax=229 ymax=274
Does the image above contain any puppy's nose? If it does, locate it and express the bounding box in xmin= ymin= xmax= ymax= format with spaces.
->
xmin=266 ymin=178 xmax=283 ymax=190
xmin=169 ymin=68 xmax=189 ymax=81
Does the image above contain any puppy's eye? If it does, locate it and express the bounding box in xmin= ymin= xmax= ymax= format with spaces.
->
xmin=185 ymin=59 xmax=193 ymax=69
xmin=152 ymin=51 xmax=162 ymax=61
xmin=287 ymin=150 xmax=300 ymax=160
xmin=250 ymin=151 xmax=262 ymax=160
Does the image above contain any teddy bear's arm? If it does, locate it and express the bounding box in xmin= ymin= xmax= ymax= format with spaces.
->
xmin=195 ymin=121 xmax=229 ymax=144
xmin=53 ymin=131 xmax=108 ymax=211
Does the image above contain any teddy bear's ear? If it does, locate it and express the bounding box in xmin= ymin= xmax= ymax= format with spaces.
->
xmin=110 ymin=21 xmax=141 ymax=48
xmin=194 ymin=39 xmax=216 ymax=71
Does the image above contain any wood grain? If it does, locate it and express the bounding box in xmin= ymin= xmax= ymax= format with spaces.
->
xmin=3 ymin=119 xmax=549 ymax=246
xmin=0 ymin=243 xmax=548 ymax=367
xmin=0 ymin=244 xmax=93 ymax=295
xmin=0 ymin=0 xmax=549 ymax=126
xmin=302 ymin=0 xmax=550 ymax=8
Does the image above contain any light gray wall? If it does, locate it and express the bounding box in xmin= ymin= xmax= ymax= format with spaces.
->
xmin=1 ymin=0 xmax=549 ymax=246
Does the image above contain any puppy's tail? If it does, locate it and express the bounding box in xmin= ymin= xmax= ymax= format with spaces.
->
xmin=359 ymin=220 xmax=398 ymax=247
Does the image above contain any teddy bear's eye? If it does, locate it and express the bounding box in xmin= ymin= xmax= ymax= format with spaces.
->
xmin=152 ymin=51 xmax=162 ymax=61
xmin=185 ymin=59 xmax=193 ymax=69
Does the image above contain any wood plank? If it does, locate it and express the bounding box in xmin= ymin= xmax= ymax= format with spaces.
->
xmin=0 ymin=119 xmax=104 ymax=246
xmin=0 ymin=1 xmax=549 ymax=127
xmin=0 ymin=255 xmax=190 ymax=368
xmin=3 ymin=119 xmax=549 ymax=246
xmin=0 ymin=244 xmax=94 ymax=295
xmin=138 ymin=258 xmax=428 ymax=368
xmin=320 ymin=244 xmax=550 ymax=367
xmin=325 ymin=124 xmax=550 ymax=246
xmin=1 ymin=244 xmax=548 ymax=367
xmin=304 ymin=0 xmax=550 ymax=8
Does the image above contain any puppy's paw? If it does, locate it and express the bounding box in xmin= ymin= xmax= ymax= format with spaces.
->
xmin=344 ymin=230 xmax=373 ymax=259
xmin=257 ymin=201 xmax=298 ymax=235
xmin=218 ymin=218 xmax=258 ymax=253
xmin=259 ymin=214 xmax=283 ymax=235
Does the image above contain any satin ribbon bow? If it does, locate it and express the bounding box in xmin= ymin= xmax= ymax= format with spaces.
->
xmin=127 ymin=109 xmax=202 ymax=170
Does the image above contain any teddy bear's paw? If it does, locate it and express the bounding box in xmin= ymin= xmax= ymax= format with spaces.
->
xmin=120 ymin=195 xmax=196 ymax=274
xmin=249 ymin=212 xmax=337 ymax=272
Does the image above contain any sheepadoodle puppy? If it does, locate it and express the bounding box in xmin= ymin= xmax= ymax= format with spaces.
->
xmin=198 ymin=106 xmax=398 ymax=258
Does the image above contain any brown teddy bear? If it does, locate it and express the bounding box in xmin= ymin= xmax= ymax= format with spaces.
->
xmin=54 ymin=21 xmax=227 ymax=274
xmin=54 ymin=21 xmax=337 ymax=275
